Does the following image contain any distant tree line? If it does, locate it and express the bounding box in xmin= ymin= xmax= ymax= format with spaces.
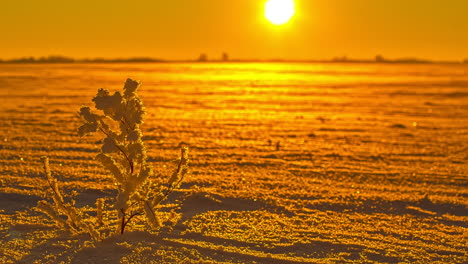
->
xmin=3 ymin=56 xmax=75 ymax=63
xmin=0 ymin=54 xmax=466 ymax=64
xmin=0 ymin=55 xmax=165 ymax=63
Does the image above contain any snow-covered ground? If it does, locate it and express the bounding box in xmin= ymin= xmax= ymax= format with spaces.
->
xmin=0 ymin=62 xmax=466 ymax=263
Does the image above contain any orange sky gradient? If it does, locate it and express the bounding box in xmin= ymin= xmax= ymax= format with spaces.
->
xmin=1 ymin=0 xmax=467 ymax=61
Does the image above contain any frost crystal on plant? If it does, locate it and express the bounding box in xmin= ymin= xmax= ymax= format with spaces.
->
xmin=36 ymin=78 xmax=189 ymax=240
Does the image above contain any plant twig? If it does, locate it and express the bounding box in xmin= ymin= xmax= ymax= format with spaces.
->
xmin=98 ymin=126 xmax=134 ymax=173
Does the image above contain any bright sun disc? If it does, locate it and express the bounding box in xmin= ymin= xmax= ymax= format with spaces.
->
xmin=264 ymin=0 xmax=295 ymax=25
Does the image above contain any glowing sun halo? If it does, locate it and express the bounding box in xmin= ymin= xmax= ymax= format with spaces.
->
xmin=264 ymin=0 xmax=295 ymax=25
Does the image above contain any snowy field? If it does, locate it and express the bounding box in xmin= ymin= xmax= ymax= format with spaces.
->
xmin=0 ymin=62 xmax=467 ymax=263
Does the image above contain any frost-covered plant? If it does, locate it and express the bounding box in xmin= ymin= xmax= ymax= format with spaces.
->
xmin=36 ymin=157 xmax=101 ymax=240
xmin=36 ymin=78 xmax=189 ymax=239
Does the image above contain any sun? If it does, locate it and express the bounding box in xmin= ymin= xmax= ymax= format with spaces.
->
xmin=264 ymin=0 xmax=295 ymax=25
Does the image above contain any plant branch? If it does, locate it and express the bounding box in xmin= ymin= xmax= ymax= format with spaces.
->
xmin=162 ymin=157 xmax=187 ymax=199
xmin=42 ymin=158 xmax=64 ymax=204
xmin=120 ymin=209 xmax=126 ymax=234
xmin=124 ymin=211 xmax=141 ymax=227
xmin=98 ymin=126 xmax=134 ymax=173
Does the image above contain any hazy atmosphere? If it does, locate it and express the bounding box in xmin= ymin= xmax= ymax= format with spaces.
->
xmin=1 ymin=0 xmax=468 ymax=60
xmin=1 ymin=1 xmax=467 ymax=263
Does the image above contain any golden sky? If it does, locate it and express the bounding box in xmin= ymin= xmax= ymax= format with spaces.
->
xmin=1 ymin=0 xmax=467 ymax=61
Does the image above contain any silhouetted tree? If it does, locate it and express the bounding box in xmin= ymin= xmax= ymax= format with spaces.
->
xmin=375 ymin=55 xmax=385 ymax=62
xmin=222 ymin=52 xmax=229 ymax=62
xmin=332 ymin=56 xmax=348 ymax=62
xmin=198 ymin=53 xmax=207 ymax=62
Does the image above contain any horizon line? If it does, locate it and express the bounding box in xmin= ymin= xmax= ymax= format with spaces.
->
xmin=0 ymin=55 xmax=467 ymax=64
